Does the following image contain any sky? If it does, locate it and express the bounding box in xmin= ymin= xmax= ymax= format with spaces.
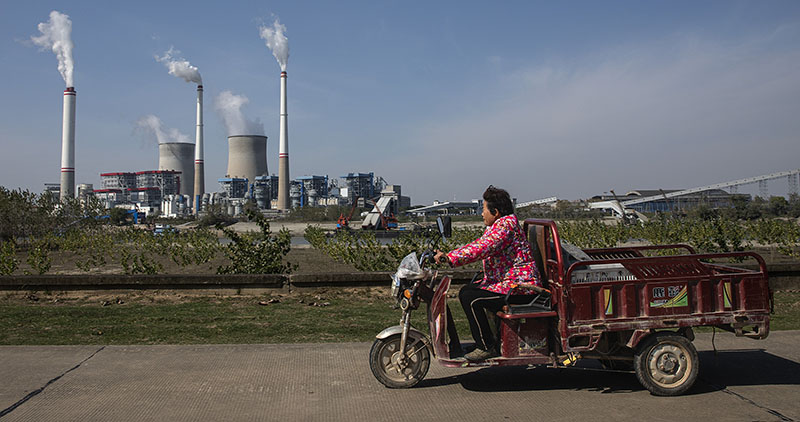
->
xmin=1 ymin=0 xmax=800 ymax=205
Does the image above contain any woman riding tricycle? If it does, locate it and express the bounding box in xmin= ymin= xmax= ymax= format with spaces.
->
xmin=370 ymin=185 xmax=772 ymax=395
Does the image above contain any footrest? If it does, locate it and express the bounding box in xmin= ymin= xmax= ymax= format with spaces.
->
xmin=505 ymin=303 xmax=553 ymax=314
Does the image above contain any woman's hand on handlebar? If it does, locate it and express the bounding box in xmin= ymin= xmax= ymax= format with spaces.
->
xmin=434 ymin=250 xmax=450 ymax=266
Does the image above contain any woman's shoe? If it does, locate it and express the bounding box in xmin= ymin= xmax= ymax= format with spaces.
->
xmin=464 ymin=347 xmax=499 ymax=361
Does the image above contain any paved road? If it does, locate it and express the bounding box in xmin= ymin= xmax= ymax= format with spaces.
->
xmin=1 ymin=331 xmax=798 ymax=421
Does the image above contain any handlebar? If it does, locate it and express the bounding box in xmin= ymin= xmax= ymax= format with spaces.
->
xmin=418 ymin=249 xmax=436 ymax=267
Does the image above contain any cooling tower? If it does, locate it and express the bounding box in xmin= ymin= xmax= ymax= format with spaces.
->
xmin=226 ymin=135 xmax=268 ymax=185
xmin=158 ymin=142 xmax=194 ymax=196
xmin=193 ymin=85 xmax=205 ymax=212
xmin=60 ymin=87 xmax=76 ymax=200
xmin=277 ymin=71 xmax=290 ymax=210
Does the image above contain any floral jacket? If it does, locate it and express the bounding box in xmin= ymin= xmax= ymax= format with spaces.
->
xmin=446 ymin=214 xmax=541 ymax=295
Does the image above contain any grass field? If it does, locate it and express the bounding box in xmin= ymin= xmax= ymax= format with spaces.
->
xmin=1 ymin=289 xmax=797 ymax=345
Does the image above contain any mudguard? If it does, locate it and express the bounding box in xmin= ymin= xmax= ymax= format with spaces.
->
xmin=376 ymin=325 xmax=434 ymax=355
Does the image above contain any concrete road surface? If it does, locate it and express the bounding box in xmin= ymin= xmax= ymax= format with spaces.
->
xmin=1 ymin=331 xmax=798 ymax=421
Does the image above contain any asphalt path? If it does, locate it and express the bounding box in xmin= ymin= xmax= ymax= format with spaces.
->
xmin=1 ymin=331 xmax=798 ymax=421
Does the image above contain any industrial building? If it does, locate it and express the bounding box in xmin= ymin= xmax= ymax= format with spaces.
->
xmin=96 ymin=170 xmax=183 ymax=212
xmin=588 ymin=170 xmax=800 ymax=219
xmin=43 ymin=183 xmax=60 ymax=198
xmin=259 ymin=175 xmax=279 ymax=201
xmin=99 ymin=172 xmax=136 ymax=202
xmin=341 ymin=172 xmax=376 ymax=206
xmin=590 ymin=189 xmax=738 ymax=213
xmin=77 ymin=183 xmax=94 ymax=205
xmin=129 ymin=187 xmax=162 ymax=207
xmin=79 ymin=165 xmax=405 ymax=219
xmin=293 ymin=175 xmax=329 ymax=208
xmin=254 ymin=176 xmax=273 ymax=210
xmin=218 ymin=178 xmax=249 ymax=199
xmin=407 ymin=200 xmax=481 ymax=217
xmin=201 ymin=171 xmax=407 ymax=217
xmin=101 ymin=172 xmax=136 ymax=192
xmin=361 ymin=185 xmax=412 ymax=229
xmin=92 ymin=189 xmax=125 ymax=208
xmin=136 ymin=171 xmax=181 ymax=197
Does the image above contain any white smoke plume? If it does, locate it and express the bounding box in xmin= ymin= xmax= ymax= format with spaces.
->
xmin=214 ymin=91 xmax=265 ymax=136
xmin=259 ymin=18 xmax=289 ymax=71
xmin=136 ymin=114 xmax=192 ymax=144
xmin=31 ymin=10 xmax=75 ymax=87
xmin=156 ymin=47 xmax=202 ymax=84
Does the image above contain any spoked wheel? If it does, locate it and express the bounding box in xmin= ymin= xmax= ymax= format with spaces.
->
xmin=369 ymin=334 xmax=430 ymax=388
xmin=634 ymin=333 xmax=699 ymax=396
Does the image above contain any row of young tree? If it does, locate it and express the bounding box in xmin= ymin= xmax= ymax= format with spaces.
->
xmin=2 ymin=186 xmax=798 ymax=276
xmin=304 ymin=213 xmax=799 ymax=273
xmin=0 ymin=187 xmax=294 ymax=276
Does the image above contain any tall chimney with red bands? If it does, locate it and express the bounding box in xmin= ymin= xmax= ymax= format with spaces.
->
xmin=60 ymin=87 xmax=76 ymax=200
xmin=277 ymin=71 xmax=290 ymax=210
xmin=194 ymin=84 xmax=205 ymax=212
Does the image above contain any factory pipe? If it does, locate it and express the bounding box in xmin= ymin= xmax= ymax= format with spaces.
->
xmin=193 ymin=84 xmax=204 ymax=212
xmin=60 ymin=87 xmax=76 ymax=201
xmin=277 ymin=71 xmax=290 ymax=210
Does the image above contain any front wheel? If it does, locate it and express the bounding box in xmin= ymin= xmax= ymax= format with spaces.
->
xmin=634 ymin=333 xmax=699 ymax=396
xmin=369 ymin=333 xmax=430 ymax=388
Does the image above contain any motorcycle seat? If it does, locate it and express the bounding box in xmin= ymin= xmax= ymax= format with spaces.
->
xmin=502 ymin=290 xmax=552 ymax=316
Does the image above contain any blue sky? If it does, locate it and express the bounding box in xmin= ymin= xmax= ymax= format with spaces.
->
xmin=2 ymin=1 xmax=800 ymax=204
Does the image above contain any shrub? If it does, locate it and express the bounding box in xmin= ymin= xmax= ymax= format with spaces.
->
xmin=217 ymin=209 xmax=296 ymax=274
xmin=0 ymin=240 xmax=18 ymax=275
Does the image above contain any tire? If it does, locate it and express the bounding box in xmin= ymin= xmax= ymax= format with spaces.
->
xmin=369 ymin=334 xmax=431 ymax=388
xmin=634 ymin=333 xmax=699 ymax=396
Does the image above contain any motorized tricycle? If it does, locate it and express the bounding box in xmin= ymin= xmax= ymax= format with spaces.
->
xmin=369 ymin=217 xmax=771 ymax=396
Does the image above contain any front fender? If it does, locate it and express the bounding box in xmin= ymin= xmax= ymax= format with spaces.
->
xmin=376 ymin=325 xmax=433 ymax=355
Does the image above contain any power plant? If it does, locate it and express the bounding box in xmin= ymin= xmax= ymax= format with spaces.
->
xmin=226 ymin=135 xmax=267 ymax=185
xmin=193 ymin=84 xmax=205 ymax=212
xmin=36 ymin=14 xmax=417 ymax=220
xmin=24 ymin=13 xmax=800 ymax=227
xmin=60 ymin=87 xmax=76 ymax=201
xmin=158 ymin=142 xmax=194 ymax=196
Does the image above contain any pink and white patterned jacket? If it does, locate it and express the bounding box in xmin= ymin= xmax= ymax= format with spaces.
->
xmin=446 ymin=214 xmax=541 ymax=295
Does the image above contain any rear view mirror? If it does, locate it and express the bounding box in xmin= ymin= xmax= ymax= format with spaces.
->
xmin=436 ymin=216 xmax=452 ymax=239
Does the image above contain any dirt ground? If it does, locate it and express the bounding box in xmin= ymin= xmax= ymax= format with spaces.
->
xmin=0 ymin=285 xmax=389 ymax=306
xmin=7 ymin=245 xmax=358 ymax=276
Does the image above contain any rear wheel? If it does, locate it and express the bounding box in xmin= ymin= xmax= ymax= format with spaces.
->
xmin=369 ymin=334 xmax=430 ymax=388
xmin=634 ymin=333 xmax=699 ymax=396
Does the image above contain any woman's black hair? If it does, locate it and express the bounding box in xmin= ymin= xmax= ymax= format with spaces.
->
xmin=483 ymin=185 xmax=515 ymax=217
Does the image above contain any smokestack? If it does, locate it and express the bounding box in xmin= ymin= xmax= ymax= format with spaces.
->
xmin=227 ymin=135 xmax=268 ymax=185
xmin=277 ymin=71 xmax=290 ymax=210
xmin=60 ymin=87 xmax=76 ymax=200
xmin=159 ymin=142 xmax=194 ymax=195
xmin=193 ymin=85 xmax=204 ymax=212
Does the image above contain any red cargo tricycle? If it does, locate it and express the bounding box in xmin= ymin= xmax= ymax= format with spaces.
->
xmin=369 ymin=217 xmax=772 ymax=396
